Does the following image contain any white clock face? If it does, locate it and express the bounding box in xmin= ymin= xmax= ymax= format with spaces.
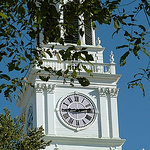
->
xmin=57 ymin=92 xmax=97 ymax=130
xmin=26 ymin=105 xmax=33 ymax=134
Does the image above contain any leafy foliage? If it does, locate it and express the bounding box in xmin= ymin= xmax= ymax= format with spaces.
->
xmin=0 ymin=108 xmax=51 ymax=150
xmin=0 ymin=0 xmax=150 ymax=99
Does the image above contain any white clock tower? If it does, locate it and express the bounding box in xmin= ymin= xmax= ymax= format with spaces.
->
xmin=16 ymin=1 xmax=125 ymax=149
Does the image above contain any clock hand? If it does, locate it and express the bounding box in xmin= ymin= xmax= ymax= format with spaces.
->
xmin=62 ymin=108 xmax=76 ymax=112
xmin=78 ymin=108 xmax=93 ymax=113
xmin=62 ymin=108 xmax=93 ymax=113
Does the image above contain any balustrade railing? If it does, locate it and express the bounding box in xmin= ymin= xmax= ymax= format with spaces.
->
xmin=36 ymin=59 xmax=116 ymax=74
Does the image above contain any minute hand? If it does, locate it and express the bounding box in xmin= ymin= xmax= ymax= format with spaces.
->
xmin=78 ymin=109 xmax=93 ymax=113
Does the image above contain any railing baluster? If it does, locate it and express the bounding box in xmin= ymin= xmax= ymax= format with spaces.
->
xmin=40 ymin=60 xmax=115 ymax=74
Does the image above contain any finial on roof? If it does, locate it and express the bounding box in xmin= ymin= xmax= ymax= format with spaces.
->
xmin=96 ymin=37 xmax=102 ymax=47
xmin=110 ymin=51 xmax=115 ymax=63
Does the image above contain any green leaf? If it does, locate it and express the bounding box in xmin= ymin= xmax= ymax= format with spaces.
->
xmin=116 ymin=45 xmax=129 ymax=49
xmin=46 ymin=49 xmax=53 ymax=58
xmin=120 ymin=51 xmax=130 ymax=66
xmin=124 ymin=31 xmax=131 ymax=37
xmin=140 ymin=83 xmax=145 ymax=96
xmin=56 ymin=70 xmax=62 ymax=76
xmin=113 ymin=18 xmax=120 ymax=30
xmin=8 ymin=63 xmax=15 ymax=72
xmin=143 ymin=47 xmax=150 ymax=58
xmin=39 ymin=76 xmax=50 ymax=82
xmin=82 ymin=65 xmax=92 ymax=73
xmin=64 ymin=69 xmax=69 ymax=75
xmin=92 ymin=21 xmax=96 ymax=29
xmin=77 ymin=77 xmax=90 ymax=86
xmin=138 ymin=25 xmax=146 ymax=32
xmin=77 ymin=40 xmax=81 ymax=46
xmin=18 ymin=32 xmax=22 ymax=38
xmin=0 ymin=74 xmax=11 ymax=81
xmin=71 ymin=68 xmax=77 ymax=78
xmin=0 ymin=12 xmax=8 ymax=19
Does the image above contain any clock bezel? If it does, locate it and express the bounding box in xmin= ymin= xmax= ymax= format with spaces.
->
xmin=56 ymin=91 xmax=98 ymax=131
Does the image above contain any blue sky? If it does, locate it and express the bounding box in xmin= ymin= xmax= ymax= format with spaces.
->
xmin=0 ymin=0 xmax=150 ymax=150
xmin=96 ymin=25 xmax=150 ymax=149
xmin=96 ymin=1 xmax=150 ymax=148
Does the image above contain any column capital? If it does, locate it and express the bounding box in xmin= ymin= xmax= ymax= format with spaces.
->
xmin=46 ymin=84 xmax=56 ymax=94
xmin=98 ymin=87 xmax=119 ymax=98
xmin=34 ymin=83 xmax=56 ymax=94
xmin=109 ymin=88 xmax=119 ymax=98
xmin=35 ymin=83 xmax=45 ymax=93
xmin=98 ymin=87 xmax=109 ymax=97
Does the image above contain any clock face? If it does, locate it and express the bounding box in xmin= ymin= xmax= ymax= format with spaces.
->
xmin=26 ymin=105 xmax=33 ymax=134
xmin=57 ymin=92 xmax=97 ymax=130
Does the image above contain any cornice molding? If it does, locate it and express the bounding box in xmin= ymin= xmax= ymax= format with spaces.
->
xmin=44 ymin=135 xmax=125 ymax=147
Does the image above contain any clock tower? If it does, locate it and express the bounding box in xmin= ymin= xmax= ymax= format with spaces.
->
xmin=16 ymin=1 xmax=125 ymax=150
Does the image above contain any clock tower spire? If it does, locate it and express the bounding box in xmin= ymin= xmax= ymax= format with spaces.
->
xmin=16 ymin=1 xmax=125 ymax=150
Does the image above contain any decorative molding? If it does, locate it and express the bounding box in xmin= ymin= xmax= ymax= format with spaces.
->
xmin=34 ymin=83 xmax=56 ymax=94
xmin=35 ymin=83 xmax=44 ymax=93
xmin=109 ymin=88 xmax=119 ymax=98
xmin=46 ymin=84 xmax=56 ymax=94
xmin=98 ymin=87 xmax=109 ymax=97
xmin=98 ymin=87 xmax=119 ymax=97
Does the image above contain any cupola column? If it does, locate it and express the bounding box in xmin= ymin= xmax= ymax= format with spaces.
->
xmin=46 ymin=84 xmax=56 ymax=135
xmin=109 ymin=88 xmax=120 ymax=138
xmin=98 ymin=88 xmax=110 ymax=138
xmin=35 ymin=83 xmax=45 ymax=132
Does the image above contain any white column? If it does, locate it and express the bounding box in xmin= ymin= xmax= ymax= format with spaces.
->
xmin=46 ymin=84 xmax=56 ymax=135
xmin=109 ymin=88 xmax=119 ymax=138
xmin=98 ymin=88 xmax=110 ymax=138
xmin=35 ymin=83 xmax=45 ymax=131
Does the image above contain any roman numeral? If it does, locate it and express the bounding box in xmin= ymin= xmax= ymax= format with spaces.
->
xmin=81 ymin=98 xmax=85 ymax=103
xmin=85 ymin=103 xmax=91 ymax=108
xmin=68 ymin=118 xmax=74 ymax=124
xmin=76 ymin=120 xmax=79 ymax=126
xmin=63 ymin=102 xmax=68 ymax=107
xmin=74 ymin=96 xmax=79 ymax=102
xmin=68 ymin=97 xmax=73 ymax=103
xmin=82 ymin=119 xmax=86 ymax=124
xmin=63 ymin=113 xmax=69 ymax=119
xmin=85 ymin=115 xmax=92 ymax=121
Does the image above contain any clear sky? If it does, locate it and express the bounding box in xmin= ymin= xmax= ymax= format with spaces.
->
xmin=96 ymin=25 xmax=150 ymax=150
xmin=0 ymin=0 xmax=150 ymax=150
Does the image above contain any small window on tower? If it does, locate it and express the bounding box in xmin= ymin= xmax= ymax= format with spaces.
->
xmin=84 ymin=15 xmax=93 ymax=45
xmin=63 ymin=2 xmax=79 ymax=44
